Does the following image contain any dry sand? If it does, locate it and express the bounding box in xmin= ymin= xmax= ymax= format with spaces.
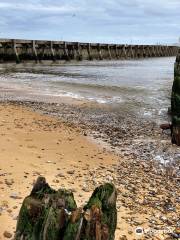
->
xmin=0 ymin=103 xmax=121 ymax=239
xmin=0 ymin=103 xmax=179 ymax=240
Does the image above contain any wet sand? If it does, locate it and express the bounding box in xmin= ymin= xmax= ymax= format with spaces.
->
xmin=0 ymin=102 xmax=179 ymax=240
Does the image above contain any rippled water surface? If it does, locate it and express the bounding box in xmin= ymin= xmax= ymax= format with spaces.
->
xmin=0 ymin=57 xmax=175 ymax=121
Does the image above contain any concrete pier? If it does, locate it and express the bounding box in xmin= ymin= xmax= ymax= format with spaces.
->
xmin=0 ymin=38 xmax=179 ymax=63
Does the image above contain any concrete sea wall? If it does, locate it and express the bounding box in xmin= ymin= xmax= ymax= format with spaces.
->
xmin=0 ymin=39 xmax=179 ymax=63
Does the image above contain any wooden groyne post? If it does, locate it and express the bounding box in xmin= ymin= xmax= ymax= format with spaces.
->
xmin=171 ymin=49 xmax=180 ymax=145
xmin=15 ymin=177 xmax=117 ymax=240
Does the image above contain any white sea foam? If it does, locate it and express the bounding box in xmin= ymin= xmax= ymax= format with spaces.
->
xmin=143 ymin=111 xmax=152 ymax=117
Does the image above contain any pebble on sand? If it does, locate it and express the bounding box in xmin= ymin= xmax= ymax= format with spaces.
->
xmin=3 ymin=231 xmax=12 ymax=238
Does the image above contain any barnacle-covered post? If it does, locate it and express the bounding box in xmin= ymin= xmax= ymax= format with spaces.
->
xmin=171 ymin=49 xmax=180 ymax=145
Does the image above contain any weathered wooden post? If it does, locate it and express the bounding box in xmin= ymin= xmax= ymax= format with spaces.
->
xmin=171 ymin=49 xmax=180 ymax=145
xmin=15 ymin=177 xmax=117 ymax=240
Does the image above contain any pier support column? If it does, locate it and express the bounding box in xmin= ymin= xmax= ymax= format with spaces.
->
xmin=12 ymin=40 xmax=20 ymax=63
xmin=77 ymin=42 xmax=82 ymax=60
xmin=152 ymin=46 xmax=156 ymax=57
xmin=63 ymin=42 xmax=69 ymax=60
xmin=71 ymin=45 xmax=76 ymax=59
xmin=126 ymin=45 xmax=129 ymax=58
xmin=32 ymin=40 xmax=38 ymax=62
xmin=131 ymin=46 xmax=135 ymax=58
xmin=140 ymin=45 xmax=145 ymax=58
xmin=137 ymin=45 xmax=142 ymax=58
xmin=107 ymin=44 xmax=112 ymax=59
xmin=128 ymin=45 xmax=134 ymax=58
xmin=50 ymin=41 xmax=56 ymax=62
xmin=142 ymin=46 xmax=147 ymax=57
xmin=161 ymin=46 xmax=165 ymax=56
xmin=157 ymin=46 xmax=160 ymax=57
xmin=145 ymin=46 xmax=151 ymax=57
xmin=165 ymin=46 xmax=169 ymax=56
xmin=159 ymin=46 xmax=163 ymax=56
xmin=164 ymin=46 xmax=167 ymax=56
xmin=169 ymin=46 xmax=172 ymax=56
xmin=174 ymin=47 xmax=178 ymax=56
xmin=154 ymin=46 xmax=158 ymax=57
xmin=115 ymin=45 xmax=119 ymax=59
xmin=98 ymin=44 xmax=103 ymax=60
xmin=136 ymin=46 xmax=139 ymax=58
xmin=166 ymin=46 xmax=170 ymax=56
xmin=166 ymin=47 xmax=170 ymax=56
xmin=121 ymin=45 xmax=127 ymax=59
xmin=87 ymin=43 xmax=92 ymax=60
xmin=148 ymin=46 xmax=152 ymax=57
xmin=157 ymin=46 xmax=162 ymax=57
xmin=168 ymin=46 xmax=171 ymax=56
xmin=133 ymin=46 xmax=138 ymax=58
xmin=172 ymin=47 xmax=175 ymax=56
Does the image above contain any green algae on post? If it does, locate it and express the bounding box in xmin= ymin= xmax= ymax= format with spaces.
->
xmin=15 ymin=177 xmax=117 ymax=240
xmin=171 ymin=49 xmax=180 ymax=145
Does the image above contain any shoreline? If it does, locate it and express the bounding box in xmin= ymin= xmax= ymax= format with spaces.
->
xmin=0 ymin=101 xmax=179 ymax=240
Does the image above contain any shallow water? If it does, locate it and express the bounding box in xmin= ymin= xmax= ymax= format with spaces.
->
xmin=0 ymin=57 xmax=175 ymax=122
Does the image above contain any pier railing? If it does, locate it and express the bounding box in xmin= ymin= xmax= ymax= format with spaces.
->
xmin=0 ymin=38 xmax=179 ymax=63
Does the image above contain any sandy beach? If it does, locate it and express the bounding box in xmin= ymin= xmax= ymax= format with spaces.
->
xmin=0 ymin=0 xmax=179 ymax=238
xmin=0 ymin=103 xmax=120 ymax=239
xmin=0 ymin=102 xmax=179 ymax=240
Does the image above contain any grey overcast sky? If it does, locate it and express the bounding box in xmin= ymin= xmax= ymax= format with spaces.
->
xmin=0 ymin=0 xmax=179 ymax=44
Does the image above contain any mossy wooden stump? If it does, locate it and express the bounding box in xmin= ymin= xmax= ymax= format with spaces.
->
xmin=15 ymin=177 xmax=117 ymax=240
xmin=171 ymin=50 xmax=180 ymax=145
